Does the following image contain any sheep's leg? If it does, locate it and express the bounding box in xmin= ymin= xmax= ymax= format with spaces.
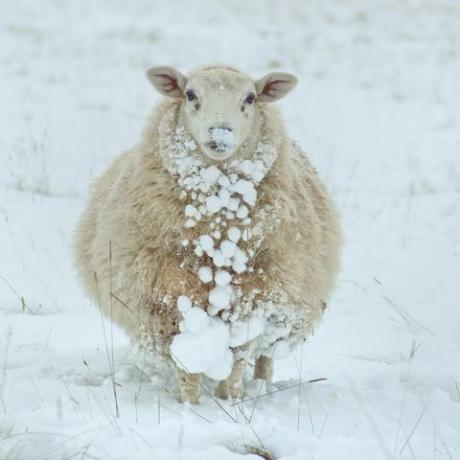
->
xmin=254 ymin=355 xmax=273 ymax=383
xmin=216 ymin=341 xmax=253 ymax=400
xmin=176 ymin=367 xmax=201 ymax=404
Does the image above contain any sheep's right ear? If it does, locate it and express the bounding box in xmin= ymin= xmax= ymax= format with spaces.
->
xmin=145 ymin=66 xmax=186 ymax=98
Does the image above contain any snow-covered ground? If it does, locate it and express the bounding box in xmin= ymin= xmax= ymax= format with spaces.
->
xmin=1 ymin=0 xmax=459 ymax=458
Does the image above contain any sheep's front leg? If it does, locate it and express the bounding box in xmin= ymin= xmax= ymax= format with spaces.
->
xmin=216 ymin=341 xmax=254 ymax=400
xmin=254 ymin=355 xmax=273 ymax=383
xmin=176 ymin=367 xmax=201 ymax=404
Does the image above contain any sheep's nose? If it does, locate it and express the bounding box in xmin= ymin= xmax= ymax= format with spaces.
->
xmin=209 ymin=125 xmax=233 ymax=134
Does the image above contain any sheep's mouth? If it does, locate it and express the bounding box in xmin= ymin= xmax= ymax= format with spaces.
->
xmin=203 ymin=142 xmax=236 ymax=161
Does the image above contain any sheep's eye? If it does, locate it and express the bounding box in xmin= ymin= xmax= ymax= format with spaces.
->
xmin=186 ymin=89 xmax=197 ymax=101
xmin=244 ymin=92 xmax=256 ymax=105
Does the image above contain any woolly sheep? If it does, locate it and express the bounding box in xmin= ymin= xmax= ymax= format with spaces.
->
xmin=73 ymin=65 xmax=342 ymax=403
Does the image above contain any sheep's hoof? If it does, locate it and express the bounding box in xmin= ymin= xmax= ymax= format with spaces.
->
xmin=181 ymin=392 xmax=199 ymax=405
xmin=216 ymin=381 xmax=244 ymax=400
xmin=176 ymin=368 xmax=201 ymax=404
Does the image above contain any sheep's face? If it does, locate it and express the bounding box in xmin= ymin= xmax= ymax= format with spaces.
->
xmin=146 ymin=66 xmax=297 ymax=162
xmin=180 ymin=71 xmax=256 ymax=161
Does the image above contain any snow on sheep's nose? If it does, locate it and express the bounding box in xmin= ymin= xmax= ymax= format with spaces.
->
xmin=207 ymin=126 xmax=236 ymax=154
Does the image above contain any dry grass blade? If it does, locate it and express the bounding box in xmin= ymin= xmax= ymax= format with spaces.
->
xmin=348 ymin=377 xmax=392 ymax=460
xmin=318 ymin=411 xmax=329 ymax=439
xmin=92 ymin=273 xmax=121 ymax=427
xmin=108 ymin=242 xmax=120 ymax=419
xmin=238 ymin=407 xmax=266 ymax=452
xmin=111 ymin=293 xmax=135 ymax=318
xmin=443 ymin=442 xmax=454 ymax=460
xmin=232 ymin=378 xmax=327 ymax=406
xmin=212 ymin=397 xmax=238 ymax=423
xmin=157 ymin=394 xmax=161 ymax=425
xmin=184 ymin=404 xmax=212 ymax=424
xmin=0 ymin=276 xmax=33 ymax=314
xmin=398 ymin=421 xmax=417 ymax=460
xmin=1 ymin=326 xmax=12 ymax=413
xmin=134 ymin=382 xmax=143 ymax=424
xmin=297 ymin=345 xmax=303 ymax=431
xmin=399 ymin=407 xmax=426 ymax=455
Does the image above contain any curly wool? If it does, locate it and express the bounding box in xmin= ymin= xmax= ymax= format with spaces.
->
xmin=73 ymin=82 xmax=342 ymax=369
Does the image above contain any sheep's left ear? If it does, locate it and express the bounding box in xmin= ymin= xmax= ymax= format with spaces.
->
xmin=255 ymin=72 xmax=298 ymax=103
xmin=145 ymin=66 xmax=186 ymax=98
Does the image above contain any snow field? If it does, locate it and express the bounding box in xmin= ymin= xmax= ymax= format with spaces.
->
xmin=0 ymin=0 xmax=459 ymax=458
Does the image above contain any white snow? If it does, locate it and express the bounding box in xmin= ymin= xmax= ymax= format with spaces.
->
xmin=184 ymin=218 xmax=196 ymax=228
xmin=198 ymin=266 xmax=213 ymax=283
xmin=212 ymin=250 xmax=226 ymax=267
xmin=236 ymin=205 xmax=249 ymax=219
xmin=198 ymin=234 xmax=214 ymax=255
xmin=171 ymin=317 xmax=232 ymax=377
xmin=1 ymin=1 xmax=459 ymax=459
xmin=180 ymin=306 xmax=210 ymax=334
xmin=219 ymin=240 xmax=237 ymax=258
xmin=208 ymin=286 xmax=232 ymax=311
xmin=177 ymin=295 xmax=192 ymax=313
xmin=209 ymin=127 xmax=236 ymax=153
xmin=227 ymin=226 xmax=241 ymax=242
xmin=214 ymin=270 xmax=232 ymax=286
xmin=202 ymin=348 xmax=233 ymax=381
xmin=184 ymin=203 xmax=198 ymax=217
xmin=205 ymin=195 xmax=222 ymax=214
xmin=229 ymin=315 xmax=266 ymax=347
xmin=227 ymin=197 xmax=240 ymax=211
xmin=200 ymin=165 xmax=221 ymax=184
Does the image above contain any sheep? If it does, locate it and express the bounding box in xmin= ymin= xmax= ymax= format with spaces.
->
xmin=73 ymin=64 xmax=342 ymax=404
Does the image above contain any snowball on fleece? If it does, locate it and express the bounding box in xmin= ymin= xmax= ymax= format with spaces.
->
xmin=218 ymin=188 xmax=231 ymax=207
xmin=227 ymin=226 xmax=241 ymax=243
xmin=198 ymin=266 xmax=213 ymax=283
xmin=177 ymin=295 xmax=192 ymax=313
xmin=229 ymin=315 xmax=266 ymax=347
xmin=242 ymin=187 xmax=257 ymax=207
xmin=234 ymin=248 xmax=248 ymax=265
xmin=205 ymin=195 xmax=222 ymax=214
xmin=181 ymin=307 xmax=210 ymax=334
xmin=228 ymin=197 xmax=240 ymax=212
xmin=204 ymin=348 xmax=233 ymax=380
xmin=184 ymin=204 xmax=198 ymax=218
xmin=239 ymin=160 xmax=255 ymax=177
xmin=215 ymin=270 xmax=232 ymax=286
xmin=200 ymin=165 xmax=221 ymax=184
xmin=208 ymin=286 xmax=232 ymax=310
xmin=198 ymin=234 xmax=214 ymax=255
xmin=231 ymin=179 xmax=257 ymax=206
xmin=220 ymin=240 xmax=237 ymax=258
xmin=212 ymin=250 xmax=226 ymax=267
xmin=232 ymin=248 xmax=248 ymax=273
xmin=218 ymin=174 xmax=231 ymax=188
xmin=170 ymin=318 xmax=231 ymax=375
xmin=185 ymin=218 xmax=196 ymax=228
xmin=236 ymin=205 xmax=249 ymax=219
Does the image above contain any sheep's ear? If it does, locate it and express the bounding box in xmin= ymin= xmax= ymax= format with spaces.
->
xmin=145 ymin=66 xmax=186 ymax=98
xmin=255 ymin=72 xmax=298 ymax=103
